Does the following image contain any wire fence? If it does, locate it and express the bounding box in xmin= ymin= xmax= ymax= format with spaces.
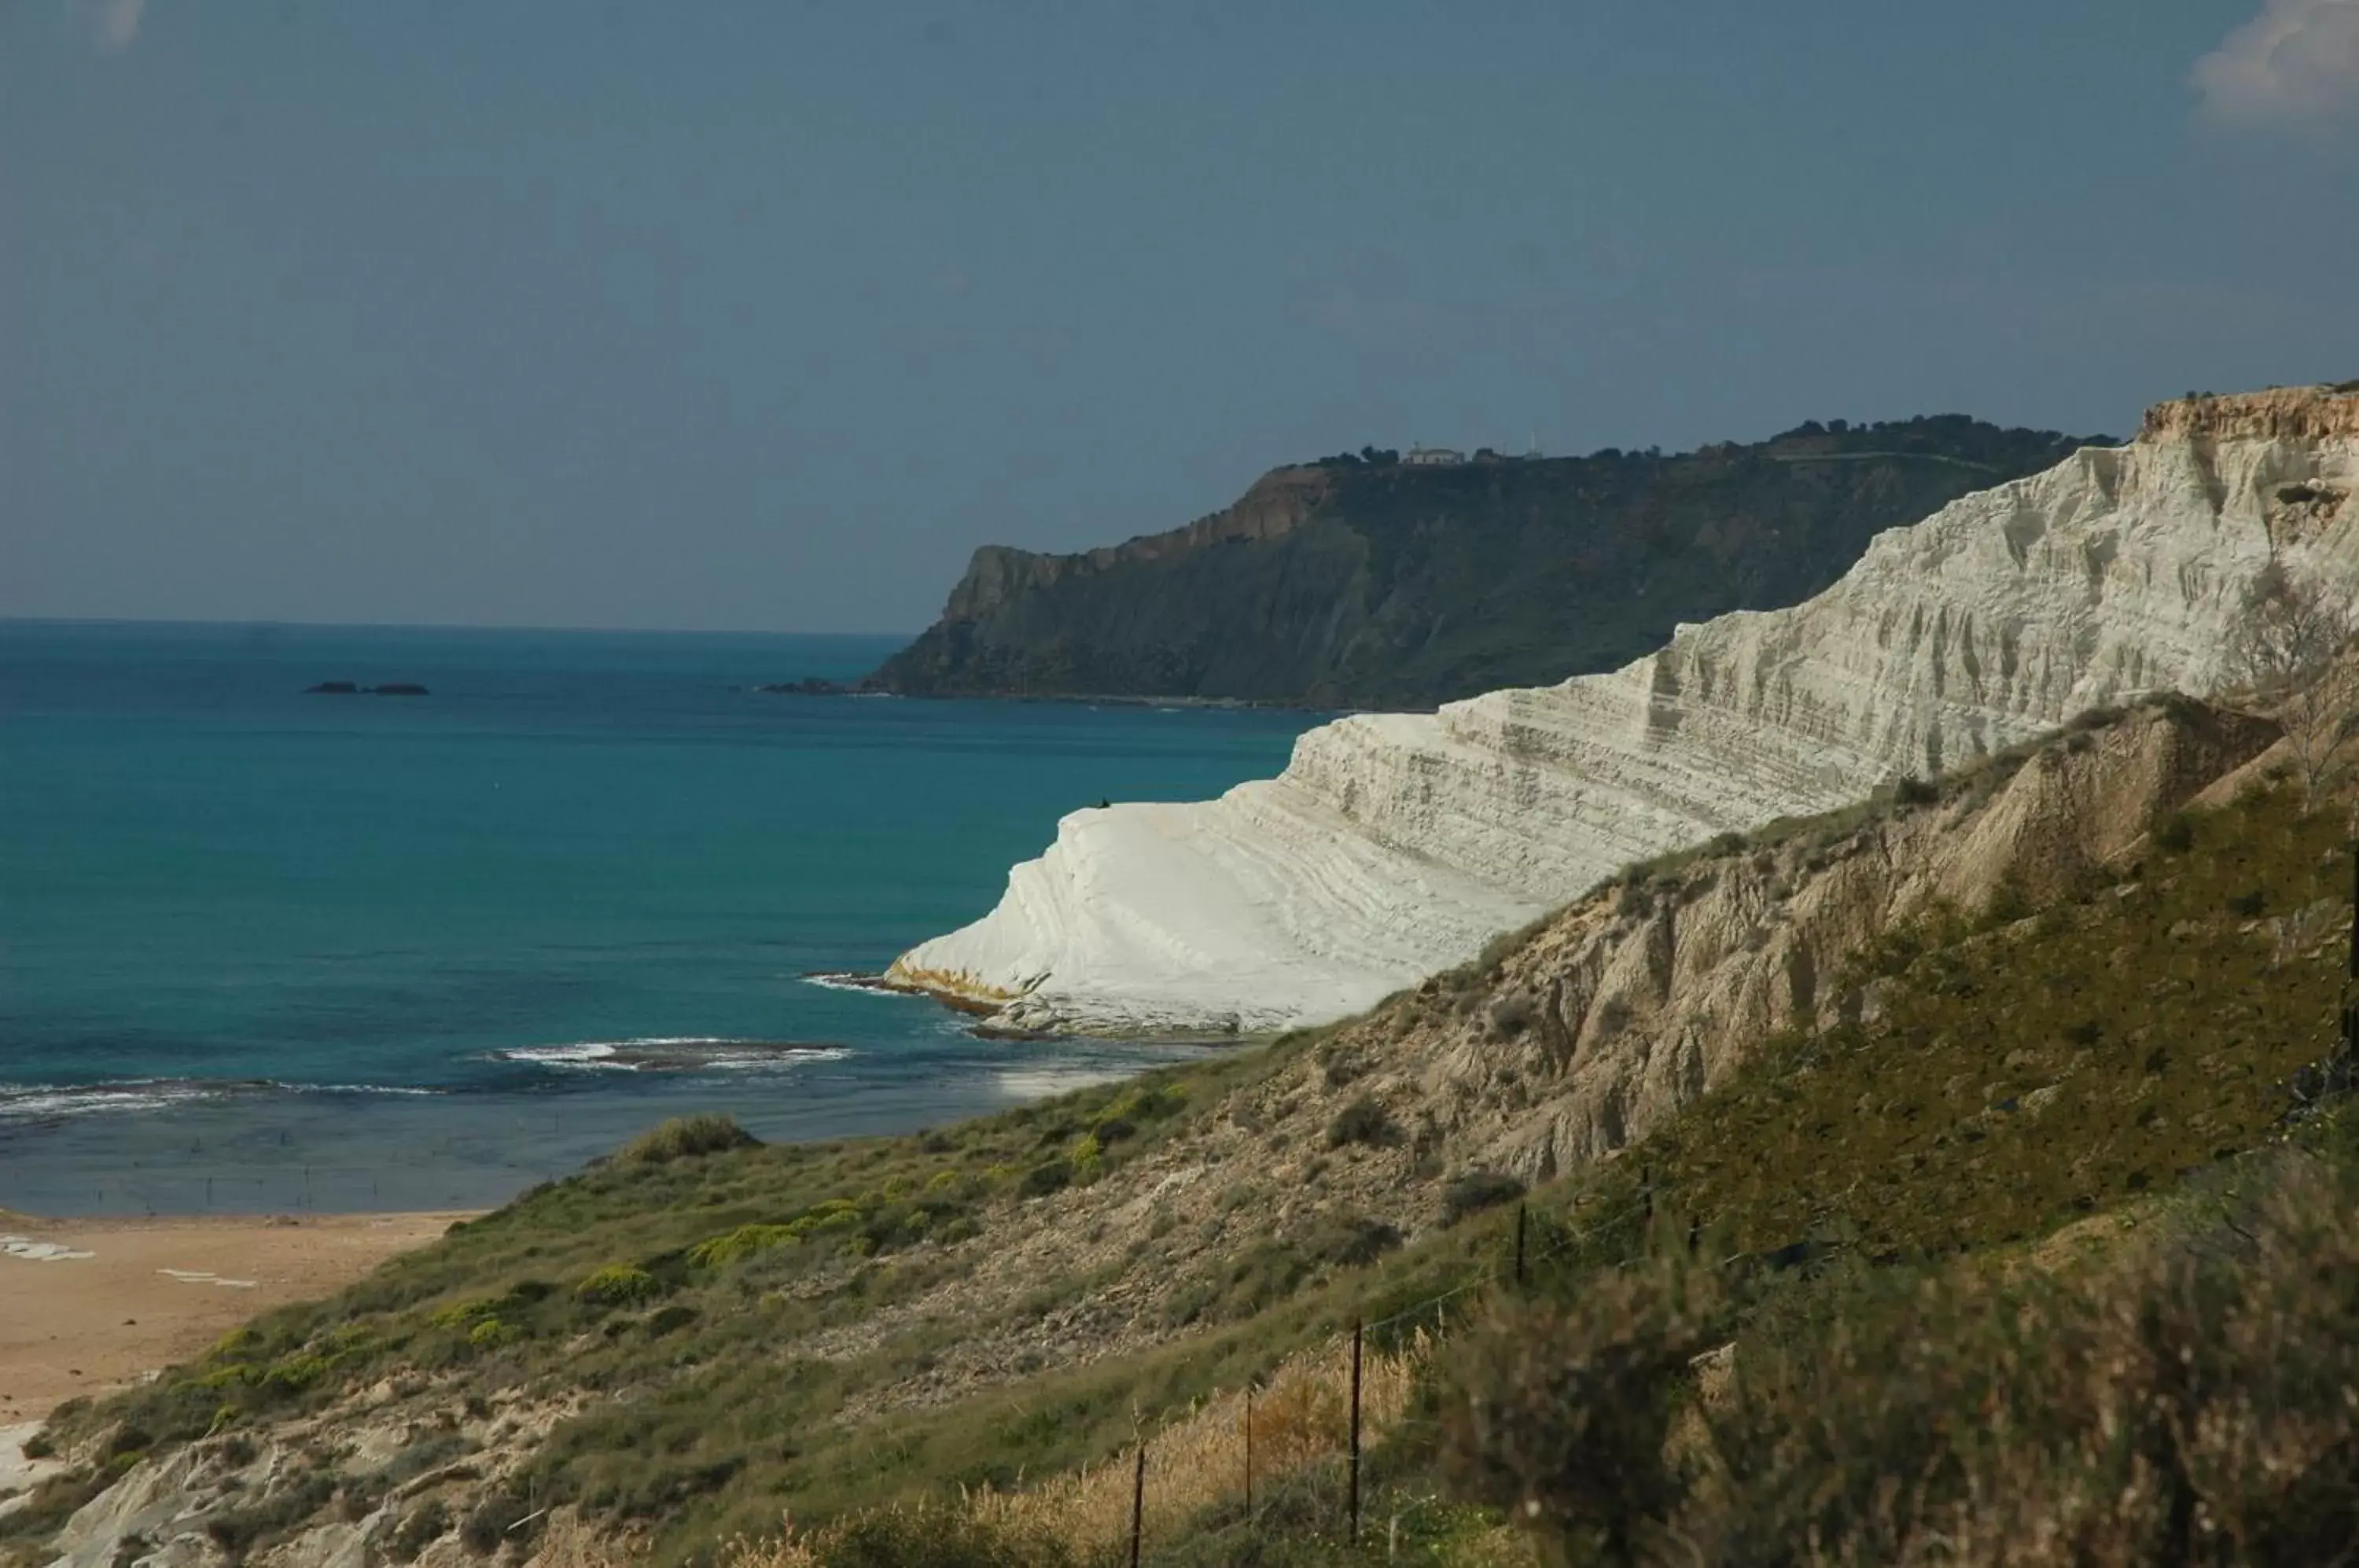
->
xmin=949 ymin=1186 xmax=1663 ymax=1564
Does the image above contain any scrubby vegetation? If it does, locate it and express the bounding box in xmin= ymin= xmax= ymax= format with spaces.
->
xmin=1439 ymin=1130 xmax=2359 ymax=1566
xmin=1613 ymin=777 xmax=2351 ymax=1261
xmin=15 ymin=691 xmax=2359 ymax=1568
xmin=624 ymin=1113 xmax=759 ymax=1165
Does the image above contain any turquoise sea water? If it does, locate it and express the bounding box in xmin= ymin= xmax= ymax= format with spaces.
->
xmin=0 ymin=620 xmax=1318 ymax=1214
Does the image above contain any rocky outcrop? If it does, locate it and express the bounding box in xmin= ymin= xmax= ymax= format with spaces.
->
xmin=34 ymin=1381 xmax=584 ymax=1568
xmin=2140 ymin=383 xmax=2359 ymax=442
xmin=869 ymin=421 xmax=2100 ymax=708
xmin=1409 ymin=697 xmax=2284 ymax=1180
xmin=892 ymin=386 xmax=2359 ymax=1036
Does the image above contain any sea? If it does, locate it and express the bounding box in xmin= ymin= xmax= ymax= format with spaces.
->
xmin=0 ymin=620 xmax=1319 ymax=1216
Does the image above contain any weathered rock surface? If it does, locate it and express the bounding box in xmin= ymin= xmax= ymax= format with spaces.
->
xmin=892 ymin=387 xmax=2359 ymax=1036
xmin=35 ymin=1382 xmax=582 ymax=1568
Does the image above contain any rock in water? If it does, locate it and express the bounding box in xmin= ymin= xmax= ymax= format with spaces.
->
xmin=891 ymin=385 xmax=2359 ymax=1036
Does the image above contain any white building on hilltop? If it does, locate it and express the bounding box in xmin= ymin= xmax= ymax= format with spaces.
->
xmin=1404 ymin=444 xmax=1466 ymax=466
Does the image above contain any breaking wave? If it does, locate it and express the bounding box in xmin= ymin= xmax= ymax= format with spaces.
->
xmin=495 ymin=1038 xmax=852 ymax=1074
xmin=0 ymin=1078 xmax=441 ymax=1124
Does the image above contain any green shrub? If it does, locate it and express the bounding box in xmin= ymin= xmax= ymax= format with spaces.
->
xmin=1092 ymin=1082 xmax=1184 ymax=1130
xmin=687 ymin=1224 xmax=802 ymax=1270
xmin=1319 ymin=1041 xmax=1367 ymax=1089
xmin=1327 ymin=1095 xmax=1397 ymax=1149
xmin=1018 ymin=1159 xmax=1071 ymax=1198
xmin=576 ymin=1264 xmax=661 ymax=1306
xmin=1441 ymin=1170 xmax=1527 ymax=1224
xmin=1430 ymin=1143 xmax=2359 ymax=1567
xmin=622 ymin=1113 xmax=758 ymax=1165
xmin=202 ymin=1473 xmax=337 ymax=1561
xmin=1440 ymin=1251 xmax=1726 ymax=1559
xmin=428 ymin=1298 xmax=499 ymax=1333
xmin=1305 ymin=1214 xmax=1403 ymax=1268
xmin=645 ymin=1304 xmax=699 ymax=1337
xmin=465 ymin=1318 xmax=519 ymax=1350
xmin=1487 ymin=991 xmax=1539 ymax=1036
xmin=261 ymin=1353 xmax=337 ymax=1394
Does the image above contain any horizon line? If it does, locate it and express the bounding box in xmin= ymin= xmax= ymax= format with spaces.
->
xmin=0 ymin=613 xmax=922 ymax=640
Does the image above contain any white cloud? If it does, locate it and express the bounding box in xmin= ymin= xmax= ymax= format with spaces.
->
xmin=75 ymin=0 xmax=145 ymax=50
xmin=2194 ymin=0 xmax=2359 ymax=127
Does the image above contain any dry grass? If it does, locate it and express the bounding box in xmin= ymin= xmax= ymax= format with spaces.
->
xmin=722 ymin=1331 xmax=1427 ymax=1566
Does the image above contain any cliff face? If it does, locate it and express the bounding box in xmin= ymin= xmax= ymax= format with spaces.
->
xmin=890 ymin=385 xmax=2359 ymax=1036
xmin=2141 ymin=383 xmax=2359 ymax=441
xmin=870 ymin=421 xmax=2100 ymax=708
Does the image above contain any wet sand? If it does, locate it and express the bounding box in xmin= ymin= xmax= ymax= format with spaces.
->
xmin=0 ymin=1209 xmax=472 ymax=1426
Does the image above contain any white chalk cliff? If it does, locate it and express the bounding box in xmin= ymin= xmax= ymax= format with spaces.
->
xmin=892 ymin=388 xmax=2359 ymax=1035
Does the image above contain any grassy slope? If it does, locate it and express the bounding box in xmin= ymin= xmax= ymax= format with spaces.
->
xmin=1625 ymin=777 xmax=2347 ymax=1258
xmin=13 ymin=749 xmax=2353 ymax=1567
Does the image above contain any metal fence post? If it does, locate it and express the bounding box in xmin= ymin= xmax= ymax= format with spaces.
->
xmin=1514 ymin=1201 xmax=1528 ymax=1286
xmin=1243 ymin=1384 xmax=1253 ymax=1523
xmin=2330 ymin=841 xmax=2359 ymax=1091
xmin=1130 ymin=1443 xmax=1146 ymax=1568
xmin=1348 ymin=1320 xmax=1364 ymax=1544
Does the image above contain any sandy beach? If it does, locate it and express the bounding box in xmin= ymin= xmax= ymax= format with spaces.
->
xmin=0 ymin=1209 xmax=471 ymax=1427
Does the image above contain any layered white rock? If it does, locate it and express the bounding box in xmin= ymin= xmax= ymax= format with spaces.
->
xmin=893 ymin=389 xmax=2359 ymax=1034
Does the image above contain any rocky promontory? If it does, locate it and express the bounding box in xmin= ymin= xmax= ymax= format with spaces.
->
xmin=867 ymin=418 xmax=2103 ymax=709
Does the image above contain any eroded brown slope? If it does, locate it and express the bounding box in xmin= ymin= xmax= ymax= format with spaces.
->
xmin=795 ymin=693 xmax=2287 ymax=1407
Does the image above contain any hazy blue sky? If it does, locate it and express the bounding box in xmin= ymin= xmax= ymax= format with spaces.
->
xmin=8 ymin=1 xmax=2358 ymax=633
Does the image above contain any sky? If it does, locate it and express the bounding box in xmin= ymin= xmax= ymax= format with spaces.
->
xmin=6 ymin=1 xmax=2359 ymax=634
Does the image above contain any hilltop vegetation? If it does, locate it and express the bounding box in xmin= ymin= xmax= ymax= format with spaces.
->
xmin=869 ymin=417 xmax=2104 ymax=709
xmin=14 ymin=672 xmax=2359 ymax=1568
